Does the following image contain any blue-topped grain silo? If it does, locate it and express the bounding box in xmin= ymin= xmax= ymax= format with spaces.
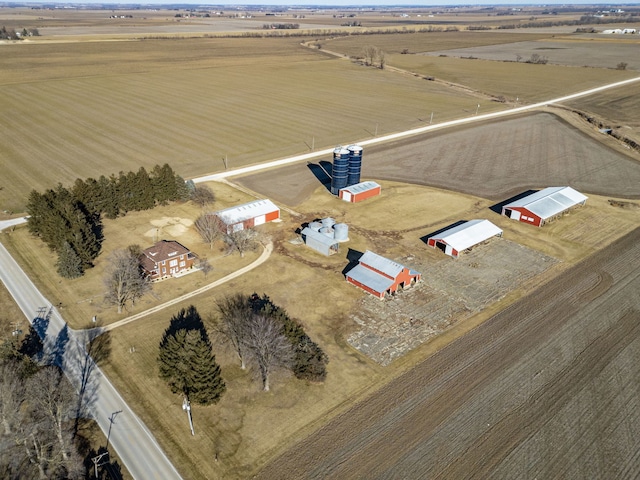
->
xmin=347 ymin=145 xmax=363 ymax=187
xmin=331 ymin=146 xmax=350 ymax=195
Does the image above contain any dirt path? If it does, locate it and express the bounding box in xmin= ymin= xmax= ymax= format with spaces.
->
xmin=255 ymin=228 xmax=640 ymax=479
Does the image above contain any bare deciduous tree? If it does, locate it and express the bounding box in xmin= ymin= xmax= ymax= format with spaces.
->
xmin=0 ymin=362 xmax=23 ymax=436
xmin=362 ymin=45 xmax=378 ymax=66
xmin=215 ymin=294 xmax=254 ymax=369
xmin=243 ymin=315 xmax=293 ymax=391
xmin=104 ymin=249 xmax=150 ymax=314
xmin=18 ymin=367 xmax=84 ymax=479
xmin=194 ymin=214 xmax=223 ymax=250
xmin=199 ymin=257 xmax=213 ymax=278
xmin=190 ymin=185 xmax=215 ymax=207
xmin=224 ymin=228 xmax=259 ymax=258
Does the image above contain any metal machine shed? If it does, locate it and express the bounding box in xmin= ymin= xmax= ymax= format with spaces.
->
xmin=339 ymin=181 xmax=381 ymax=203
xmin=214 ymin=199 xmax=280 ymax=234
xmin=502 ymin=187 xmax=587 ymax=227
xmin=427 ymin=219 xmax=503 ymax=258
xmin=346 ymin=250 xmax=421 ymax=299
xmin=301 ymin=227 xmax=339 ymax=256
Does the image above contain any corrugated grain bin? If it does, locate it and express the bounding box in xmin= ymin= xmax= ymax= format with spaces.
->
xmin=347 ymin=145 xmax=363 ymax=187
xmin=319 ymin=226 xmax=335 ymax=238
xmin=321 ymin=217 xmax=336 ymax=228
xmin=334 ymin=223 xmax=349 ymax=242
xmin=331 ymin=146 xmax=350 ymax=195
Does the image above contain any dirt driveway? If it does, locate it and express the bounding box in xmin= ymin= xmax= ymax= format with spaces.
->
xmin=237 ymin=112 xmax=640 ymax=206
xmin=256 ymin=227 xmax=640 ymax=479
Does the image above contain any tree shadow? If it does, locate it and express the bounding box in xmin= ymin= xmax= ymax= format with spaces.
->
xmin=19 ymin=322 xmax=47 ymax=361
xmin=71 ymin=328 xmax=112 ymax=435
xmin=341 ymin=248 xmax=364 ymax=276
xmin=306 ymin=161 xmax=333 ymax=192
xmin=162 ymin=305 xmax=209 ymax=344
xmin=48 ymin=324 xmax=70 ymax=368
xmin=489 ymin=189 xmax=538 ymax=215
xmin=420 ymin=220 xmax=468 ymax=245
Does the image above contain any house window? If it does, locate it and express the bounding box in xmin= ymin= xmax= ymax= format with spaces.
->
xmin=169 ymin=259 xmax=178 ymax=267
xmin=162 ymin=268 xmax=166 ymax=274
xmin=180 ymin=261 xmax=185 ymax=267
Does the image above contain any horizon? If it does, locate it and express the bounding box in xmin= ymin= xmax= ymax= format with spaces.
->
xmin=3 ymin=1 xmax=638 ymax=7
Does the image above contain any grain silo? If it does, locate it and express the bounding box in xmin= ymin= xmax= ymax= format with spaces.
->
xmin=334 ymin=223 xmax=349 ymax=242
xmin=347 ymin=145 xmax=363 ymax=186
xmin=321 ymin=217 xmax=336 ymax=228
xmin=331 ymin=146 xmax=350 ymax=195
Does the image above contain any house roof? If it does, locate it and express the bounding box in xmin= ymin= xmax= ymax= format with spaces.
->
xmin=429 ymin=220 xmax=502 ymax=252
xmin=340 ymin=181 xmax=380 ymax=195
xmin=504 ymin=187 xmax=587 ymax=220
xmin=301 ymin=227 xmax=339 ymax=248
xmin=347 ymin=264 xmax=395 ymax=294
xmin=359 ymin=250 xmax=405 ymax=278
xmin=142 ymin=240 xmax=190 ymax=266
xmin=214 ymin=199 xmax=279 ymax=225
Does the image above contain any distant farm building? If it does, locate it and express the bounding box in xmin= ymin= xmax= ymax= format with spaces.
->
xmin=427 ymin=219 xmax=503 ymax=258
xmin=141 ymin=240 xmax=196 ymax=280
xmin=339 ymin=181 xmax=381 ymax=203
xmin=346 ymin=250 xmax=421 ymax=299
xmin=300 ymin=217 xmax=348 ymax=256
xmin=502 ymin=187 xmax=587 ymax=227
xmin=214 ymin=199 xmax=280 ymax=234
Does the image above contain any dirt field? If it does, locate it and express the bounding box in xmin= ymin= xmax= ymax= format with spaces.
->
xmin=237 ymin=111 xmax=640 ymax=205
xmin=256 ymin=227 xmax=640 ymax=479
xmin=424 ymin=37 xmax=640 ymax=70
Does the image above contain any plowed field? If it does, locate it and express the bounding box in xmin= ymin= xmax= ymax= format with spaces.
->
xmin=256 ymin=227 xmax=640 ymax=479
xmin=237 ymin=112 xmax=640 ymax=206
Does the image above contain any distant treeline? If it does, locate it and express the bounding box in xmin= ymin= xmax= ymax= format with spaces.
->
xmin=495 ymin=13 xmax=640 ymax=30
xmin=0 ymin=26 xmax=39 ymax=40
xmin=26 ymin=164 xmax=188 ymax=278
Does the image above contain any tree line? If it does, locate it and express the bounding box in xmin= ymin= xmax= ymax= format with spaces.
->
xmin=26 ymin=164 xmax=188 ymax=279
xmin=0 ymin=324 xmax=118 ymax=479
xmin=158 ymin=295 xmax=328 ymax=408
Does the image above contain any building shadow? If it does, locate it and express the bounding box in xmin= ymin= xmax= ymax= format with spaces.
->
xmin=420 ymin=220 xmax=467 ymax=245
xmin=307 ymin=161 xmax=333 ymax=192
xmin=489 ymin=189 xmax=538 ymax=215
xmin=341 ymin=248 xmax=364 ymax=276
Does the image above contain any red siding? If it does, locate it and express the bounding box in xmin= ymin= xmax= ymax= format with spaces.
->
xmin=353 ymin=186 xmax=381 ymax=203
xmin=346 ymin=276 xmax=385 ymax=299
xmin=265 ymin=210 xmax=280 ymax=222
xmin=512 ymin=208 xmax=542 ymax=227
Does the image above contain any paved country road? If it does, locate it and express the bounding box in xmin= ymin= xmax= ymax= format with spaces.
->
xmin=0 ymin=238 xmax=182 ymax=480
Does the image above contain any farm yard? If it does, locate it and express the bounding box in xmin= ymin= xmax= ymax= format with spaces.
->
xmin=2 ymin=6 xmax=640 ymax=479
xmin=349 ymin=239 xmax=558 ymax=366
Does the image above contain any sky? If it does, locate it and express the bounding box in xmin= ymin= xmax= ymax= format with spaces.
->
xmin=10 ymin=0 xmax=630 ymax=5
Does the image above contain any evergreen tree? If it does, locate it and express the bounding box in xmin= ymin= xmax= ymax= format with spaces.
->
xmin=133 ymin=167 xmax=155 ymax=210
xmin=158 ymin=327 xmax=225 ymax=406
xmin=97 ymin=175 xmax=119 ymax=219
xmin=151 ymin=164 xmax=179 ymax=204
xmin=56 ymin=242 xmax=83 ymax=279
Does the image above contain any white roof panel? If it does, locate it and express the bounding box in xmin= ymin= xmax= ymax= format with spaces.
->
xmin=429 ymin=219 xmax=502 ymax=252
xmin=504 ymin=187 xmax=587 ymax=220
xmin=340 ymin=181 xmax=380 ymax=195
xmin=359 ymin=250 xmax=404 ymax=278
xmin=347 ymin=264 xmax=395 ymax=294
xmin=215 ymin=199 xmax=279 ymax=225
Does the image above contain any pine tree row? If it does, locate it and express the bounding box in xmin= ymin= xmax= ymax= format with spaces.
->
xmin=26 ymin=164 xmax=188 ymax=278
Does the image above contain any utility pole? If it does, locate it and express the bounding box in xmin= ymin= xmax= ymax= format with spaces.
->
xmin=91 ymin=451 xmax=109 ymax=479
xmin=475 ymin=104 xmax=480 ymax=116
xmin=183 ymin=396 xmax=195 ymax=436
xmin=374 ymin=123 xmax=378 ymax=136
xmin=430 ymin=111 xmax=434 ymax=124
